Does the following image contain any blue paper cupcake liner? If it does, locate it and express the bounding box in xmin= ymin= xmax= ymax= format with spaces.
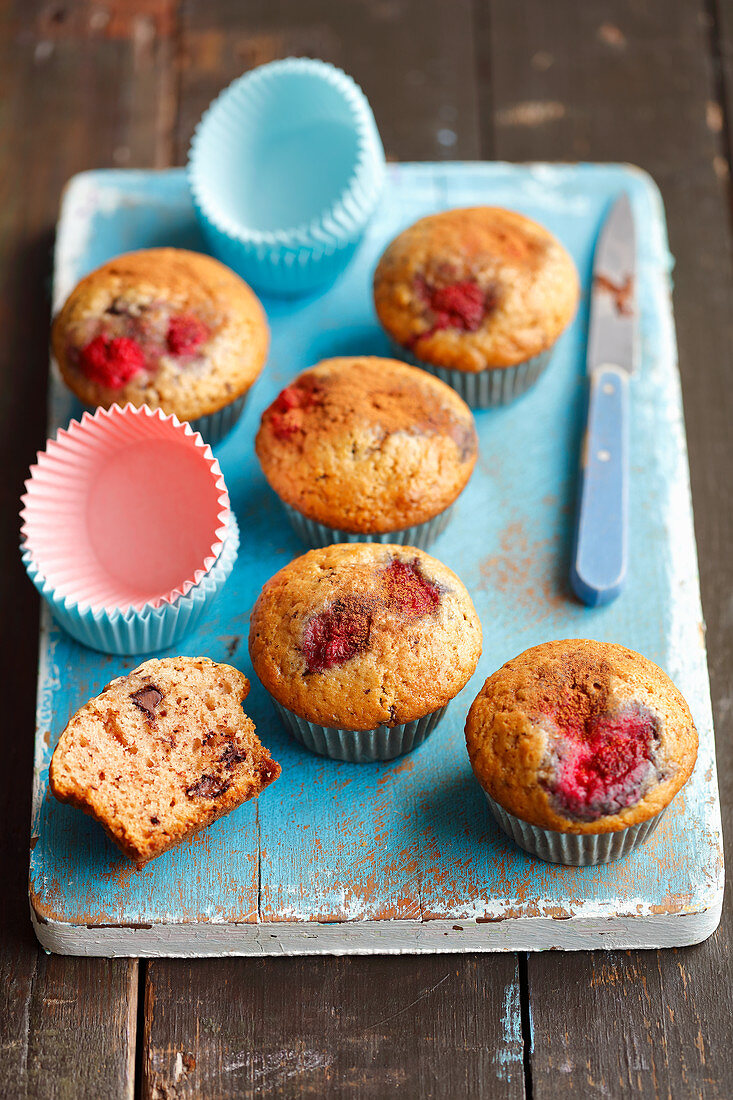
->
xmin=23 ymin=515 xmax=240 ymax=656
xmin=280 ymin=500 xmax=455 ymax=550
xmin=271 ymin=697 xmax=447 ymax=763
xmin=188 ymin=58 xmax=386 ymax=297
xmin=483 ymin=790 xmax=668 ymax=866
xmin=390 ymin=341 xmax=553 ymax=408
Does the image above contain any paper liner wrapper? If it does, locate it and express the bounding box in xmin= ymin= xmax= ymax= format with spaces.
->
xmin=21 ymin=404 xmax=235 ymax=654
xmin=483 ymin=790 xmax=668 ymax=866
xmin=188 ymin=58 xmax=386 ymax=297
xmin=270 ymin=696 xmax=447 ymax=764
xmin=280 ymin=500 xmax=455 ymax=551
xmin=390 ymin=340 xmax=554 ymax=409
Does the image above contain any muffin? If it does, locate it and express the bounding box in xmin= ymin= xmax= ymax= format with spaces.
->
xmin=49 ymin=656 xmax=280 ymax=865
xmin=373 ymin=207 xmax=579 ymax=407
xmin=51 ymin=248 xmax=269 ymax=444
xmin=249 ymin=543 xmax=483 ymax=762
xmin=255 ymin=356 xmax=478 ymax=548
xmin=465 ymin=639 xmax=698 ymax=865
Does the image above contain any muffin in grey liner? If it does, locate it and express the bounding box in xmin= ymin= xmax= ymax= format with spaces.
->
xmin=389 ymin=340 xmax=552 ymax=409
xmin=189 ymin=390 xmax=250 ymax=447
xmin=271 ymin=697 xmax=448 ymax=763
xmin=280 ymin=500 xmax=455 ymax=550
xmin=483 ymin=789 xmax=668 ymax=866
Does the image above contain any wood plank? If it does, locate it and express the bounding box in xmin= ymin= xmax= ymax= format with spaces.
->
xmin=143 ymin=955 xmax=525 ymax=1099
xmin=0 ymin=2 xmax=179 ymax=1095
xmin=485 ymin=0 xmax=733 ymax=1094
xmin=173 ymin=0 xmax=482 ymax=162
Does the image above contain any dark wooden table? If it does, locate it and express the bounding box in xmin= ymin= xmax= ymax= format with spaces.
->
xmin=2 ymin=2 xmax=731 ymax=1096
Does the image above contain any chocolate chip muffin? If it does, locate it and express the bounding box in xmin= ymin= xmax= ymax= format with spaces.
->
xmin=373 ymin=207 xmax=579 ymax=407
xmin=465 ymin=639 xmax=698 ymax=864
xmin=255 ymin=356 xmax=478 ymax=548
xmin=49 ymin=656 xmax=280 ymax=865
xmin=249 ymin=543 xmax=483 ymax=761
xmin=51 ymin=248 xmax=269 ymax=444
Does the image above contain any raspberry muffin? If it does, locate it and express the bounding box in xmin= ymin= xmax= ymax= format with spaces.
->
xmin=52 ymin=248 xmax=269 ymax=444
xmin=465 ymin=639 xmax=698 ymax=864
xmin=249 ymin=543 xmax=482 ymax=761
xmin=373 ymin=207 xmax=579 ymax=407
xmin=49 ymin=656 xmax=280 ymax=865
xmin=255 ymin=356 xmax=478 ymax=548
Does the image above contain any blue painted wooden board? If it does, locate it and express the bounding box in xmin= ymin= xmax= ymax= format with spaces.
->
xmin=30 ymin=164 xmax=723 ymax=955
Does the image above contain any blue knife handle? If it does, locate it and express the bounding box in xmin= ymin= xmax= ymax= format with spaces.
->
xmin=570 ymin=365 xmax=629 ymax=606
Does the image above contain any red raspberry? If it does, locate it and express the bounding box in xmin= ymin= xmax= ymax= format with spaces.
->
xmin=415 ymin=277 xmax=495 ymax=334
xmin=267 ymin=383 xmax=321 ymax=441
xmin=302 ymin=597 xmax=373 ymax=673
xmin=381 ymin=559 xmax=440 ymax=619
xmin=429 ymin=281 xmax=487 ymax=331
xmin=166 ymin=313 xmax=210 ymax=355
xmin=550 ymin=706 xmax=660 ymax=821
xmin=78 ymin=335 xmax=146 ymax=388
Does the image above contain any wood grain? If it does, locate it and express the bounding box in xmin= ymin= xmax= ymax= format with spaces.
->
xmin=0 ymin=2 xmax=178 ymax=1096
xmin=485 ymin=0 xmax=733 ymax=1094
xmin=143 ymin=955 xmax=525 ymax=1099
xmin=172 ymin=0 xmax=482 ymax=162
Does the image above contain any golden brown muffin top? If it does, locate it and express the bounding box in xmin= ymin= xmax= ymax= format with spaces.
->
xmin=373 ymin=207 xmax=579 ymax=372
xmin=49 ymin=656 xmax=280 ymax=865
xmin=255 ymin=357 xmax=478 ymax=533
xmin=465 ymin=639 xmax=698 ymax=834
xmin=249 ymin=543 xmax=483 ymax=730
xmin=52 ymin=248 xmax=269 ymax=420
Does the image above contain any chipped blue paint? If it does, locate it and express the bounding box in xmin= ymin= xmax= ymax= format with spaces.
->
xmin=29 ymin=165 xmax=723 ymax=952
xmin=495 ymin=980 xmax=523 ymax=1080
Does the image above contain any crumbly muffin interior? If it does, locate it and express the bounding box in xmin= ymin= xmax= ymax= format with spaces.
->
xmin=49 ymin=656 xmax=280 ymax=865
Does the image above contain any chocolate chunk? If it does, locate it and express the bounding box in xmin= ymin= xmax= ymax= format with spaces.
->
xmin=185 ymin=774 xmax=231 ymax=800
xmin=130 ymin=685 xmax=163 ymax=720
xmin=220 ymin=744 xmax=249 ymax=769
xmin=150 ymin=816 xmax=160 ymax=825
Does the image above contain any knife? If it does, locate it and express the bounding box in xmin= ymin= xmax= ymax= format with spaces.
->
xmin=570 ymin=194 xmax=638 ymax=607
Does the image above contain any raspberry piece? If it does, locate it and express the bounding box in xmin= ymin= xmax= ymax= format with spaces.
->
xmin=415 ymin=277 xmax=494 ymax=334
xmin=429 ymin=281 xmax=487 ymax=331
xmin=78 ymin=335 xmax=146 ymax=388
xmin=382 ymin=559 xmax=440 ymax=620
xmin=166 ymin=313 xmax=210 ymax=355
xmin=302 ymin=597 xmax=373 ymax=673
xmin=267 ymin=382 xmax=321 ymax=441
xmin=550 ymin=705 xmax=660 ymax=821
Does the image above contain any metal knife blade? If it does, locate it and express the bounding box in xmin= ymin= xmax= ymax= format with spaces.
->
xmin=587 ymin=193 xmax=637 ymax=375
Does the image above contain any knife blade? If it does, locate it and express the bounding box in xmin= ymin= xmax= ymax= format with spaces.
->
xmin=570 ymin=193 xmax=638 ymax=606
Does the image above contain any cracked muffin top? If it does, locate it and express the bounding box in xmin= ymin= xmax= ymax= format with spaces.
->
xmin=373 ymin=207 xmax=579 ymax=372
xmin=49 ymin=656 xmax=280 ymax=865
xmin=249 ymin=543 xmax=482 ymax=730
xmin=255 ymin=356 xmax=478 ymax=533
xmin=465 ymin=639 xmax=698 ymax=835
xmin=52 ymin=248 xmax=269 ymax=421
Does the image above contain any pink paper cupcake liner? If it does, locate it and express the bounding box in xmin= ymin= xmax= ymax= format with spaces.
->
xmin=21 ymin=404 xmax=234 ymax=653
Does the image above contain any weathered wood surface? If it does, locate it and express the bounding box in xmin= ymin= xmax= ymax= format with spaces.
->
xmin=1 ymin=0 xmax=731 ymax=1097
xmin=143 ymin=955 xmax=525 ymax=1099
xmin=487 ymin=0 xmax=733 ymax=1095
